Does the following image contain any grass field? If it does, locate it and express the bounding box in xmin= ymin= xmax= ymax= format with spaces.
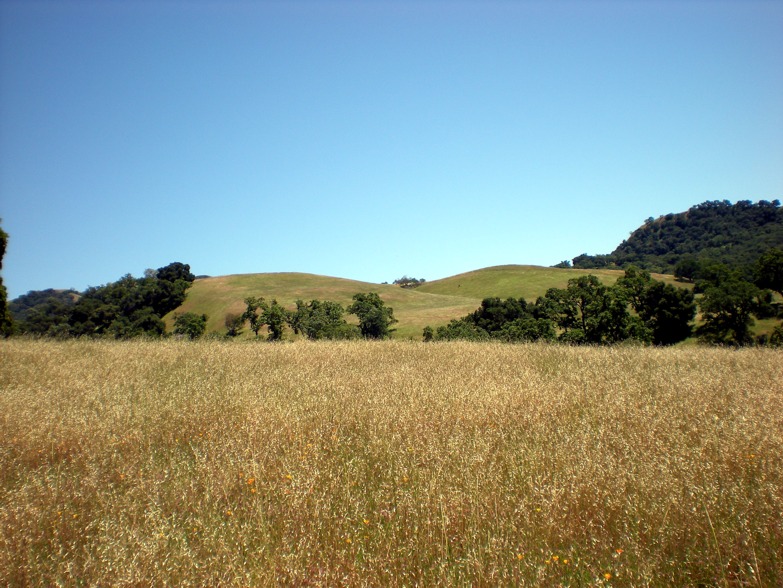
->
xmin=168 ymin=265 xmax=688 ymax=339
xmin=2 ymin=338 xmax=781 ymax=586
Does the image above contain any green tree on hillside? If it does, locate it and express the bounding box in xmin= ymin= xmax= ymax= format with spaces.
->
xmin=264 ymin=300 xmax=288 ymax=341
xmin=696 ymin=276 xmax=760 ymax=346
xmin=242 ymin=297 xmax=288 ymax=340
xmin=224 ymin=313 xmax=244 ymax=337
xmin=173 ymin=312 xmax=208 ymax=339
xmin=242 ymin=297 xmax=267 ymax=337
xmin=347 ymin=293 xmax=397 ymax=339
xmin=434 ymin=318 xmax=491 ymax=341
xmin=288 ymin=299 xmax=358 ymax=340
xmin=544 ymin=275 xmax=632 ymax=344
xmin=616 ymin=267 xmax=695 ymax=345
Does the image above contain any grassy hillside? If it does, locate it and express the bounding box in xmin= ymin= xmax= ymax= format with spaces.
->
xmin=166 ymin=272 xmax=480 ymax=339
xmin=168 ymin=265 xmax=688 ymax=339
xmin=416 ymin=264 xmax=683 ymax=299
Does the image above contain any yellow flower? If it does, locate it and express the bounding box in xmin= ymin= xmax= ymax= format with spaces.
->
xmin=247 ymin=477 xmax=255 ymax=485
xmin=604 ymin=572 xmax=612 ymax=580
xmin=363 ymin=518 xmax=370 ymax=525
xmin=516 ymin=553 xmax=524 ymax=560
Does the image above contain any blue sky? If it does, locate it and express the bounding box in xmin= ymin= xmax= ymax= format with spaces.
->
xmin=1 ymin=0 xmax=781 ymax=299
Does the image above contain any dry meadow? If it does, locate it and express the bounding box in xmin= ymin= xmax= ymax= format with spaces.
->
xmin=1 ymin=339 xmax=781 ymax=586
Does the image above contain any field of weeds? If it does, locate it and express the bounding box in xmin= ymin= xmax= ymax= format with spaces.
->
xmin=1 ymin=339 xmax=782 ymax=586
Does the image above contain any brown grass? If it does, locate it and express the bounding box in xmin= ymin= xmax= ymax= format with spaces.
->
xmin=1 ymin=339 xmax=781 ymax=586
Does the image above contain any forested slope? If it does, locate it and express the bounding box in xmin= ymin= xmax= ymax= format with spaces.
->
xmin=571 ymin=199 xmax=782 ymax=273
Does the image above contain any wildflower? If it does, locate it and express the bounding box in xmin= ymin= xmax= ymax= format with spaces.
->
xmin=552 ymin=555 xmax=559 ymax=562
xmin=516 ymin=553 xmax=524 ymax=560
xmin=615 ymin=548 xmax=623 ymax=555
xmin=345 ymin=537 xmax=352 ymax=544
xmin=247 ymin=477 xmax=255 ymax=485
xmin=604 ymin=572 xmax=612 ymax=581
xmin=363 ymin=518 xmax=370 ymax=525
xmin=226 ymin=510 xmax=233 ymax=517
xmin=285 ymin=474 xmax=293 ymax=480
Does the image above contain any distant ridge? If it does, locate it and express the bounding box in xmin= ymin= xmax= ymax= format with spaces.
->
xmin=570 ymin=199 xmax=782 ymax=273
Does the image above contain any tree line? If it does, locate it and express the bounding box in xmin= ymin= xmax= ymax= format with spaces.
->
xmin=426 ymin=265 xmax=783 ymax=347
xmin=174 ymin=292 xmax=399 ymax=341
xmin=7 ymin=262 xmax=196 ymax=338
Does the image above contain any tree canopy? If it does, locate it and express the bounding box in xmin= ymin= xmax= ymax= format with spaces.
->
xmin=347 ymin=293 xmax=397 ymax=339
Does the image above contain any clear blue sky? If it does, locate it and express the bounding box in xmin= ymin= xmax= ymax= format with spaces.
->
xmin=1 ymin=0 xmax=781 ymax=299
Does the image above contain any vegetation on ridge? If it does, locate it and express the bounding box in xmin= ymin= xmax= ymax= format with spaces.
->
xmin=570 ymin=199 xmax=782 ymax=273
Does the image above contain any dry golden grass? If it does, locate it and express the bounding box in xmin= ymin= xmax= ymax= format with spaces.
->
xmin=1 ymin=339 xmax=781 ymax=586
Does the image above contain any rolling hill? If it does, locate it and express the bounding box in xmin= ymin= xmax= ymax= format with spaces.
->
xmin=167 ymin=265 xmax=686 ymax=339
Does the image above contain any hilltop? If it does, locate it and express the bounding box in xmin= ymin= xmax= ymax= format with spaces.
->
xmin=570 ymin=199 xmax=782 ymax=273
xmin=167 ymin=265 xmax=684 ymax=339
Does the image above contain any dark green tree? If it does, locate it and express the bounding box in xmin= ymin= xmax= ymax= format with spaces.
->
xmin=498 ymin=317 xmax=556 ymax=342
xmin=0 ymin=220 xmax=12 ymax=336
xmin=617 ymin=267 xmax=695 ymax=345
xmin=242 ymin=297 xmax=289 ymax=340
xmin=173 ymin=312 xmax=208 ymax=339
xmin=544 ymin=275 xmax=644 ymax=344
xmin=263 ymin=299 xmax=288 ymax=341
xmin=149 ymin=262 xmax=196 ymax=316
xmin=769 ymin=324 xmax=783 ymax=347
xmin=755 ymin=248 xmax=783 ymax=297
xmin=224 ymin=313 xmax=244 ymax=337
xmin=636 ymin=281 xmax=695 ymax=345
xmin=696 ymin=277 xmax=760 ymax=346
xmin=14 ymin=293 xmax=74 ymax=336
xmin=242 ymin=297 xmax=267 ymax=337
xmin=347 ymin=292 xmax=397 ymax=339
xmin=469 ymin=297 xmax=529 ymax=333
xmin=289 ymin=299 xmax=357 ymax=340
xmin=435 ymin=318 xmax=490 ymax=341
xmin=674 ymin=257 xmax=701 ymax=282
